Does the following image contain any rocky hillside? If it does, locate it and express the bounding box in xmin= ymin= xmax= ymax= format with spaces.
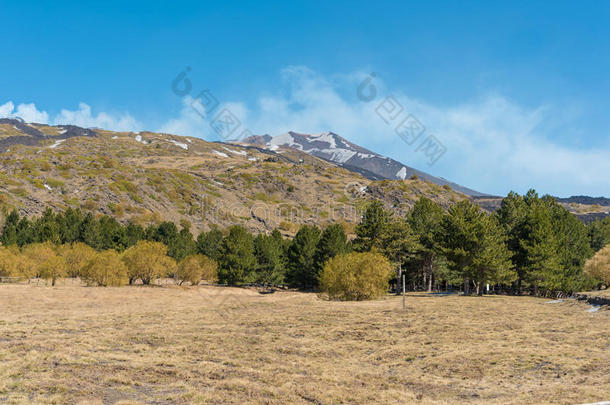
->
xmin=0 ymin=119 xmax=468 ymax=235
xmin=0 ymin=119 xmax=606 ymax=232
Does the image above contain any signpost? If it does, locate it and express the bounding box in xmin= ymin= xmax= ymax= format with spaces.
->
xmin=402 ymin=274 xmax=406 ymax=310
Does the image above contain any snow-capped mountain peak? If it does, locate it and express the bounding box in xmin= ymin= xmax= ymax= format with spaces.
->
xmin=238 ymin=131 xmax=486 ymax=196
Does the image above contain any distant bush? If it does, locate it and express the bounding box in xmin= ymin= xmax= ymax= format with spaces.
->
xmin=81 ymin=199 xmax=98 ymax=211
xmin=46 ymin=178 xmax=65 ymax=189
xmin=81 ymin=250 xmax=128 ymax=286
xmin=253 ymin=192 xmax=268 ymax=201
xmin=175 ymin=254 xmax=218 ymax=285
xmin=320 ymin=252 xmax=392 ymax=301
xmin=108 ymin=202 xmax=125 ymax=218
xmin=278 ymin=221 xmax=297 ymax=232
xmin=38 ymin=160 xmax=52 ymax=171
xmin=9 ymin=187 xmax=28 ymax=197
xmin=584 ymin=244 xmax=610 ymax=286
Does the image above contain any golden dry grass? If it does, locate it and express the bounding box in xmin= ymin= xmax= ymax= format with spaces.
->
xmin=585 ymin=288 xmax=610 ymax=298
xmin=0 ymin=285 xmax=608 ymax=404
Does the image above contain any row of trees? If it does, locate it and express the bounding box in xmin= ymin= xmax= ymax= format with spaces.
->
xmin=0 ymin=208 xmax=198 ymax=260
xmin=0 ymin=241 xmax=217 ymax=286
xmin=0 ymin=207 xmax=353 ymax=288
xmin=1 ymin=189 xmax=608 ymax=295
xmin=350 ymin=190 xmax=608 ymax=295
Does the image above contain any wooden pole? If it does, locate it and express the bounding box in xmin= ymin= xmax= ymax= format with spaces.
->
xmin=402 ymin=274 xmax=406 ymax=310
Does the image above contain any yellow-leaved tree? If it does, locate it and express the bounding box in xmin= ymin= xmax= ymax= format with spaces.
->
xmin=584 ymin=245 xmax=610 ymax=286
xmin=58 ymin=242 xmax=98 ymax=278
xmin=121 ymin=241 xmax=175 ymax=285
xmin=81 ymin=250 xmax=128 ymax=286
xmin=175 ymin=254 xmax=218 ymax=286
xmin=0 ymin=246 xmax=15 ymax=277
xmin=22 ymin=242 xmax=66 ymax=286
xmin=3 ymin=246 xmax=34 ymax=282
xmin=320 ymin=251 xmax=392 ymax=301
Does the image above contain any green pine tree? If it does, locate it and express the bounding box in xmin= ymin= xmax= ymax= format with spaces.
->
xmin=407 ymin=197 xmax=444 ymax=291
xmin=353 ymin=200 xmax=391 ymax=252
xmin=254 ymin=232 xmax=287 ymax=285
xmin=519 ymin=201 xmax=559 ymax=294
xmin=439 ymin=200 xmax=515 ymax=295
xmin=196 ymin=226 xmax=224 ymax=261
xmin=286 ymin=225 xmax=321 ymax=289
xmin=0 ymin=209 xmax=19 ymax=246
xmin=314 ymin=223 xmax=349 ymax=274
xmin=587 ymin=217 xmax=610 ymax=253
xmin=218 ymin=225 xmax=256 ymax=285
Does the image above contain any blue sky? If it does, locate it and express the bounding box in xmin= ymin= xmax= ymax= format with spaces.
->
xmin=1 ymin=1 xmax=609 ymax=197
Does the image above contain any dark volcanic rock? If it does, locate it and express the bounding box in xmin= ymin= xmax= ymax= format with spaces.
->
xmin=0 ymin=119 xmax=97 ymax=152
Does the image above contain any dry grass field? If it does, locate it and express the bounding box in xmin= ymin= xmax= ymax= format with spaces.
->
xmin=0 ymin=284 xmax=608 ymax=404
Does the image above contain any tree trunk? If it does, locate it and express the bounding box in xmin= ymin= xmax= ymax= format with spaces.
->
xmin=463 ymin=278 xmax=470 ymax=295
xmin=396 ymin=263 xmax=402 ymax=294
xmin=427 ymin=273 xmax=433 ymax=292
xmin=52 ymin=277 xmax=56 ymax=287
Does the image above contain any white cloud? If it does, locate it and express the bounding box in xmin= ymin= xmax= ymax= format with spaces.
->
xmin=158 ymin=96 xmax=208 ymax=138
xmin=54 ymin=103 xmax=140 ymax=132
xmin=158 ymin=95 xmax=249 ymax=140
xmin=0 ymin=101 xmax=49 ymax=123
xmin=161 ymin=66 xmax=608 ymax=197
xmin=0 ymin=101 xmax=141 ymax=132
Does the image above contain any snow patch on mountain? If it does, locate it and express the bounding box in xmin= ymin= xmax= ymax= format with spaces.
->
xmin=396 ymin=167 xmax=407 ymax=180
xmin=325 ymin=148 xmax=357 ymax=164
xmin=267 ymin=132 xmax=297 ymax=150
xmin=213 ymin=150 xmax=229 ymax=158
xmin=311 ymin=132 xmax=337 ymax=148
xmin=222 ymin=146 xmax=247 ymax=155
xmin=169 ymin=139 xmax=188 ymax=150
xmin=264 ymin=131 xmax=362 ymax=163
xmin=49 ymin=139 xmax=65 ymax=149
